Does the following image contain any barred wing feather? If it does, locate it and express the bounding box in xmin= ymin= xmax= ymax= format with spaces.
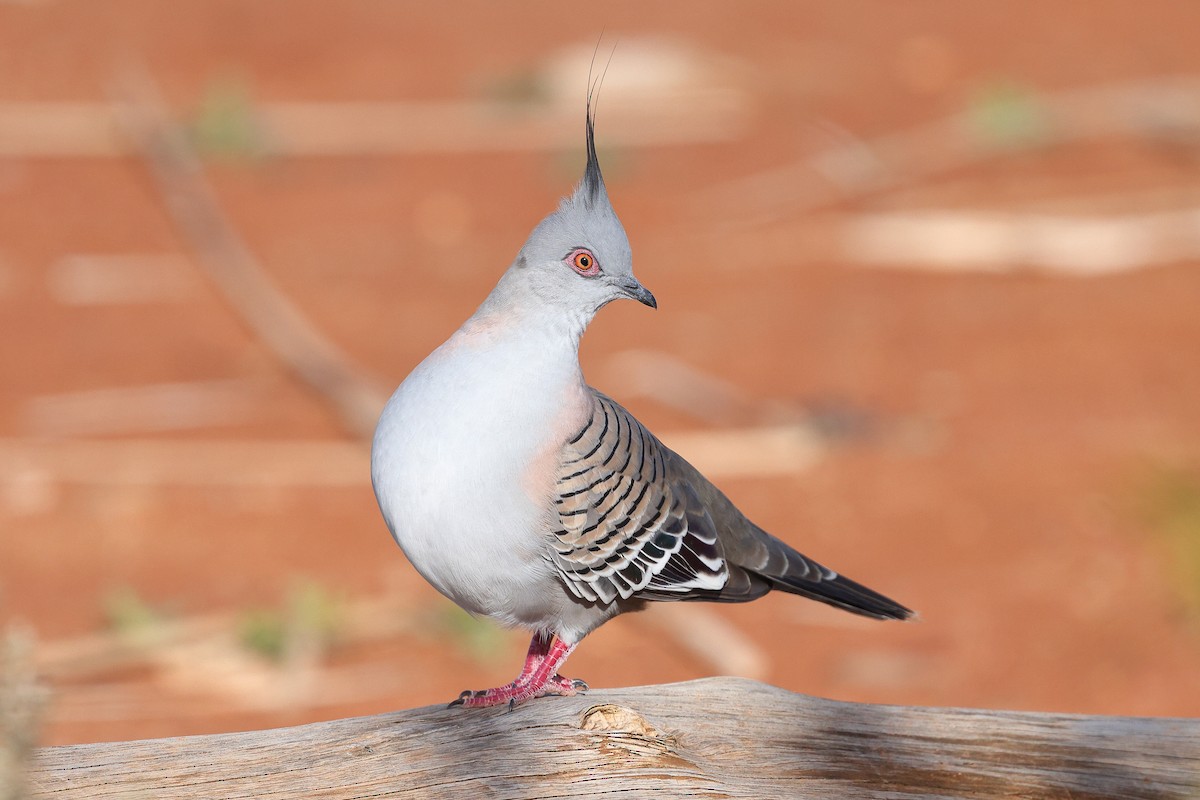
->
xmin=551 ymin=393 xmax=728 ymax=605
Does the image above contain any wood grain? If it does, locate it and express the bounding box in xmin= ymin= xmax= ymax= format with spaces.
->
xmin=28 ymin=678 xmax=1200 ymax=799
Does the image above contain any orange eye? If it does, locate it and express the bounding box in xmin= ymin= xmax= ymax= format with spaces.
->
xmin=566 ymin=248 xmax=600 ymax=276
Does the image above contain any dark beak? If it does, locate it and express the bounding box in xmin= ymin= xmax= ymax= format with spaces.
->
xmin=619 ymin=277 xmax=657 ymax=309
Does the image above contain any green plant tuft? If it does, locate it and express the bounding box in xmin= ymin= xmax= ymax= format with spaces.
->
xmin=102 ymin=586 xmax=168 ymax=648
xmin=1138 ymin=466 xmax=1200 ymax=618
xmin=966 ymin=79 xmax=1051 ymax=150
xmin=189 ymin=73 xmax=269 ymax=160
xmin=433 ymin=604 xmax=513 ymax=666
xmin=238 ymin=580 xmax=346 ymax=663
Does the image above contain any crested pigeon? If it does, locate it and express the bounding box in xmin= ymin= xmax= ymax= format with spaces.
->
xmin=371 ymin=99 xmax=913 ymax=710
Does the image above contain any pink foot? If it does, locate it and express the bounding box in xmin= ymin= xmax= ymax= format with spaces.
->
xmin=449 ymin=634 xmax=584 ymax=710
xmin=450 ymin=673 xmax=588 ymax=710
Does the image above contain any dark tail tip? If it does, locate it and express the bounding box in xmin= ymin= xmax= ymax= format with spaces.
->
xmin=772 ymin=571 xmax=914 ymax=621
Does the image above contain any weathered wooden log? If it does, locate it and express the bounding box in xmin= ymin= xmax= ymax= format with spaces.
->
xmin=27 ymin=678 xmax=1200 ymax=799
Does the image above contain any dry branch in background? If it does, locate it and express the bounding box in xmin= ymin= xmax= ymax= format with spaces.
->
xmin=702 ymin=74 xmax=1200 ymax=223
xmin=28 ymin=678 xmax=1200 ymax=800
xmin=110 ymin=68 xmax=388 ymax=439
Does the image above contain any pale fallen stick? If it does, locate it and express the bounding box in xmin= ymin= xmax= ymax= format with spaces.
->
xmin=36 ymin=594 xmax=414 ymax=685
xmin=0 ymin=438 xmax=368 ymax=487
xmin=844 ymin=205 xmax=1200 ymax=275
xmin=0 ymin=102 xmax=124 ymax=157
xmin=47 ymin=253 xmax=198 ymax=306
xmin=0 ymin=427 xmax=819 ymax=490
xmin=0 ymin=96 xmax=745 ymax=158
xmin=21 ymin=379 xmax=263 ymax=438
xmin=46 ymin=660 xmax=425 ymax=727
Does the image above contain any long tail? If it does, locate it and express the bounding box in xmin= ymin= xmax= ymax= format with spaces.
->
xmin=658 ymin=443 xmax=915 ymax=620
xmin=768 ymin=563 xmax=913 ymax=620
xmin=743 ymin=525 xmax=914 ymax=621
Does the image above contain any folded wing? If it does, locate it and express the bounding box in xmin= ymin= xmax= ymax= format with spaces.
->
xmin=549 ymin=391 xmax=912 ymax=621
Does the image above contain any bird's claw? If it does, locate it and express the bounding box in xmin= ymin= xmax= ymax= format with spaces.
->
xmin=448 ymin=673 xmax=587 ymax=709
xmin=543 ymin=674 xmax=587 ymax=695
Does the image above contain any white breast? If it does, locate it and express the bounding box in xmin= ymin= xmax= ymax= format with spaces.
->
xmin=370 ymin=320 xmax=587 ymax=628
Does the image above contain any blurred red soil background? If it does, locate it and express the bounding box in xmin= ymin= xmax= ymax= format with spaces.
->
xmin=2 ymin=1 xmax=1199 ymax=745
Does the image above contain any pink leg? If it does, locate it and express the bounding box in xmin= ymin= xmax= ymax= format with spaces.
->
xmin=450 ymin=633 xmax=587 ymax=710
xmin=512 ymin=630 xmax=553 ymax=687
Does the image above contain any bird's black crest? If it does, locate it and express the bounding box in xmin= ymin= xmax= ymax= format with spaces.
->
xmin=580 ymin=38 xmax=615 ymax=209
xmin=582 ymin=99 xmax=604 ymax=208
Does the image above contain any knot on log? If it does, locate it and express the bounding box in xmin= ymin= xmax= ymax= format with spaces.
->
xmin=578 ymin=703 xmax=679 ymax=760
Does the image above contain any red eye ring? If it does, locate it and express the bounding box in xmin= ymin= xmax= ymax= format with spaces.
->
xmin=566 ymin=248 xmax=600 ymax=277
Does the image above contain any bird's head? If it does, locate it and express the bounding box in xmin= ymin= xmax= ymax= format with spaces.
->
xmin=502 ymin=100 xmax=656 ymax=321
